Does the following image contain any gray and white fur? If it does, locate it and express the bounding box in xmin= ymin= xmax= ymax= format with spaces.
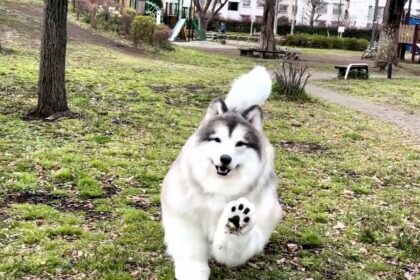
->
xmin=161 ymin=66 xmax=282 ymax=280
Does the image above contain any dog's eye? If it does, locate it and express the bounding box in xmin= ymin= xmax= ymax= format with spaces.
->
xmin=210 ymin=137 xmax=221 ymax=143
xmin=236 ymin=141 xmax=246 ymax=147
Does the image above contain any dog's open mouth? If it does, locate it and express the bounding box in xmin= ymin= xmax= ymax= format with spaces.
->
xmin=216 ymin=165 xmax=231 ymax=176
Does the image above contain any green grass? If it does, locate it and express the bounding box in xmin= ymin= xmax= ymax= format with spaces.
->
xmin=0 ymin=2 xmax=419 ymax=279
xmin=300 ymin=47 xmax=362 ymax=56
xmin=316 ymin=77 xmax=420 ymax=113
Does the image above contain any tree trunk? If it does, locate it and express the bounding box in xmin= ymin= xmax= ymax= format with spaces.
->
xmin=77 ymin=0 xmax=80 ymax=20
xmin=259 ymin=0 xmax=276 ymax=51
xmin=193 ymin=0 xmax=229 ymax=32
xmin=72 ymin=0 xmax=76 ymax=12
xmin=200 ymin=19 xmax=210 ymax=33
xmin=197 ymin=11 xmax=209 ymax=32
xmin=32 ymin=0 xmax=69 ymax=118
xmin=91 ymin=3 xmax=97 ymax=28
xmin=375 ymin=0 xmax=407 ymax=67
xmin=310 ymin=9 xmax=315 ymax=27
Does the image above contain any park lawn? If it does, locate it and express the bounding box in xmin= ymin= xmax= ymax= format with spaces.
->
xmin=315 ymin=78 xmax=420 ymax=113
xmin=1 ymin=2 xmax=420 ymax=280
xmin=299 ymin=47 xmax=362 ymax=57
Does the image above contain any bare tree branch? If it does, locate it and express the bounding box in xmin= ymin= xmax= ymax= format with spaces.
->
xmin=213 ymin=0 xmax=229 ymax=15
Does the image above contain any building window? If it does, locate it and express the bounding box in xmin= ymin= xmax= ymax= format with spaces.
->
xmin=279 ymin=4 xmax=288 ymax=13
xmin=332 ymin=3 xmax=341 ymax=15
xmin=242 ymin=0 xmax=250 ymax=8
xmin=317 ymin=3 xmax=328 ymax=14
xmin=257 ymin=0 xmax=264 ymax=8
xmin=228 ymin=2 xmax=239 ymax=11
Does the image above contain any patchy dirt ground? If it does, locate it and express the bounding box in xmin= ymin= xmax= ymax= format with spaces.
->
xmin=0 ymin=0 xmax=141 ymax=55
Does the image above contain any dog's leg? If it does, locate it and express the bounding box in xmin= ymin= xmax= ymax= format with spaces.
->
xmin=211 ymin=197 xmax=280 ymax=267
xmin=163 ymin=213 xmax=210 ymax=280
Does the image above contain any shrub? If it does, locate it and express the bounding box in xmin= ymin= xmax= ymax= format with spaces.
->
xmin=121 ymin=8 xmax=137 ymax=35
xmin=208 ymin=22 xmax=372 ymax=39
xmin=286 ymin=33 xmax=369 ymax=51
xmin=273 ymin=57 xmax=311 ymax=101
xmin=96 ymin=8 xmax=121 ymax=32
xmin=209 ymin=19 xmax=262 ymax=33
xmin=131 ymin=16 xmax=156 ymax=47
xmin=153 ymin=25 xmax=173 ymax=50
xmin=331 ymin=36 xmax=345 ymax=49
xmin=277 ymin=25 xmax=372 ymax=40
xmin=343 ymin=37 xmax=358 ymax=50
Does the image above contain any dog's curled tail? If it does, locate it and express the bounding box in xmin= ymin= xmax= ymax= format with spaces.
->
xmin=225 ymin=66 xmax=272 ymax=112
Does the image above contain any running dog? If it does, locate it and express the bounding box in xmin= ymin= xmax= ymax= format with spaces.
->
xmin=161 ymin=66 xmax=282 ymax=280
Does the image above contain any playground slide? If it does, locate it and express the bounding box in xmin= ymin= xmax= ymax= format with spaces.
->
xmin=169 ymin=19 xmax=186 ymax=42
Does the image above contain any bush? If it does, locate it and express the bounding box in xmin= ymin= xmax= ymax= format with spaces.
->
xmin=277 ymin=25 xmax=372 ymax=40
xmin=286 ymin=33 xmax=369 ymax=51
xmin=93 ymin=6 xmax=121 ymax=32
xmin=273 ymin=57 xmax=311 ymax=101
xmin=130 ymin=16 xmax=156 ymax=46
xmin=153 ymin=25 xmax=173 ymax=50
xmin=209 ymin=19 xmax=262 ymax=33
xmin=331 ymin=36 xmax=345 ymax=49
xmin=121 ymin=8 xmax=137 ymax=35
xmin=208 ymin=21 xmax=371 ymax=39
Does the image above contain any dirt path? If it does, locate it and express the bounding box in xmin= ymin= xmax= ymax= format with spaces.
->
xmin=1 ymin=1 xmax=142 ymax=56
xmin=306 ymin=83 xmax=420 ymax=136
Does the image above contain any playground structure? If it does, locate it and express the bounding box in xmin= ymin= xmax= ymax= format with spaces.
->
xmin=361 ymin=17 xmax=420 ymax=63
xmin=398 ymin=19 xmax=420 ymax=63
xmin=126 ymin=0 xmax=163 ymax=25
xmin=164 ymin=0 xmax=205 ymax=41
xmin=145 ymin=1 xmax=163 ymax=24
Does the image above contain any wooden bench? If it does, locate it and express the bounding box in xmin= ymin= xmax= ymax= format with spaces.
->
xmin=334 ymin=64 xmax=369 ymax=80
xmin=239 ymin=48 xmax=299 ymax=59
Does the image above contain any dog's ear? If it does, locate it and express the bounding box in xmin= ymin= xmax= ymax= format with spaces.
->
xmin=204 ymin=98 xmax=228 ymax=120
xmin=242 ymin=105 xmax=263 ymax=130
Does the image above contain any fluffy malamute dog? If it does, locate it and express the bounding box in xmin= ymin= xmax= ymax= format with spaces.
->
xmin=161 ymin=66 xmax=282 ymax=280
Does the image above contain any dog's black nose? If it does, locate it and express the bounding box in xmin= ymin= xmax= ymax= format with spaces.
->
xmin=220 ymin=154 xmax=232 ymax=165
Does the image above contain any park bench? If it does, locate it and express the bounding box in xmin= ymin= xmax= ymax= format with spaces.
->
xmin=334 ymin=63 xmax=369 ymax=80
xmin=239 ymin=48 xmax=300 ymax=59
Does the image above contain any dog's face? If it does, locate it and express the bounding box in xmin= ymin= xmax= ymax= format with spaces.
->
xmin=188 ymin=99 xmax=266 ymax=196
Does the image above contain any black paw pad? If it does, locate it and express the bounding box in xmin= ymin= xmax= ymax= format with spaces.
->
xmin=228 ymin=215 xmax=240 ymax=228
xmin=244 ymin=208 xmax=250 ymax=214
xmin=238 ymin=204 xmax=244 ymax=210
xmin=244 ymin=217 xmax=250 ymax=223
xmin=231 ymin=206 xmax=236 ymax=212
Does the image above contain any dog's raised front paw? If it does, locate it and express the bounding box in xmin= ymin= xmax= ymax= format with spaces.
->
xmin=222 ymin=198 xmax=255 ymax=235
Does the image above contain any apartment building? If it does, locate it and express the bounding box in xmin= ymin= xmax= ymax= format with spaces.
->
xmin=216 ymin=0 xmax=420 ymax=28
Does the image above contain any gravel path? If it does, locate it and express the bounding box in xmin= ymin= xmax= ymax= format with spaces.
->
xmin=305 ymin=83 xmax=420 ymax=136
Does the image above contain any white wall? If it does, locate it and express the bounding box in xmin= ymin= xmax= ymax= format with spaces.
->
xmin=217 ymin=0 xmax=264 ymax=22
xmin=213 ymin=0 xmax=420 ymax=27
